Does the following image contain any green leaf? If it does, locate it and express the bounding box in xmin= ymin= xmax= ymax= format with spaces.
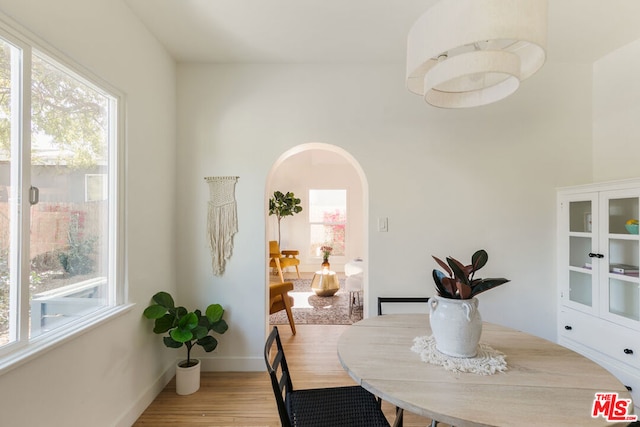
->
xmin=471 ymin=250 xmax=488 ymax=272
xmin=197 ymin=335 xmax=219 ymax=352
xmin=197 ymin=314 xmax=210 ymax=330
xmin=192 ymin=325 xmax=208 ymax=340
xmin=175 ymin=306 xmax=188 ymax=318
xmin=178 ymin=312 xmax=198 ymax=330
xmin=469 ymin=278 xmax=510 ymax=297
xmin=170 ymin=327 xmax=194 ymax=343
xmin=152 ymin=291 xmax=174 ymax=309
xmin=211 ymin=319 xmax=229 ymax=335
xmin=206 ymin=304 xmax=224 ymax=323
xmin=143 ymin=304 xmax=167 ymax=319
xmin=268 ymin=190 xmax=303 ymax=218
xmin=153 ymin=314 xmax=175 ymax=334
xmin=163 ymin=336 xmax=183 ymax=348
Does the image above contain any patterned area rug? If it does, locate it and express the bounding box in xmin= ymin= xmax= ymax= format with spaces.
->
xmin=269 ymin=278 xmax=363 ymax=326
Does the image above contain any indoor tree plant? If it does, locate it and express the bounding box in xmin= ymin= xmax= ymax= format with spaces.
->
xmin=430 ymin=249 xmax=509 ymax=358
xmin=143 ymin=291 xmax=229 ymax=395
xmin=268 ymin=190 xmax=302 ymax=246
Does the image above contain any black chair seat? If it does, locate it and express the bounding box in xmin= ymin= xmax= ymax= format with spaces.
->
xmin=287 ymin=385 xmax=390 ymax=427
xmin=264 ymin=326 xmax=391 ymax=427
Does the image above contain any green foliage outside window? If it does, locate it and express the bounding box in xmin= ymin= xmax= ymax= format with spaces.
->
xmin=0 ymin=46 xmax=108 ymax=168
xmin=58 ymin=214 xmax=96 ymax=276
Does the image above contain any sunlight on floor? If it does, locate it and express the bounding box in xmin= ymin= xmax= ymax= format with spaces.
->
xmin=290 ymin=291 xmax=337 ymax=309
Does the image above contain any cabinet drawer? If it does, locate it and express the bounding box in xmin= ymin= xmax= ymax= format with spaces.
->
xmin=597 ymin=359 xmax=640 ymax=414
xmin=559 ymin=309 xmax=640 ymax=370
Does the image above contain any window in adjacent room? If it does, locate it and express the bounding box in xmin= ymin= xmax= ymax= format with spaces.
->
xmin=309 ymin=189 xmax=346 ymax=257
xmin=0 ymin=26 xmax=124 ymax=361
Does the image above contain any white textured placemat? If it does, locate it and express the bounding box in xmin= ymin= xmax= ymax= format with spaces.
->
xmin=411 ymin=335 xmax=507 ymax=375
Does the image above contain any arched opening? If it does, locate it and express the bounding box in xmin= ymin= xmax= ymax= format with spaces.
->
xmin=264 ymin=143 xmax=369 ymax=333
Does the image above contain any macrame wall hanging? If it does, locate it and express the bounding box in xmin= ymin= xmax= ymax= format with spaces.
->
xmin=204 ymin=176 xmax=239 ymax=276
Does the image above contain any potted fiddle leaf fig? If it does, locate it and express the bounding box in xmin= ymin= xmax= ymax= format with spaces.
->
xmin=269 ymin=190 xmax=302 ymax=246
xmin=143 ymin=291 xmax=229 ymax=395
xmin=430 ymin=249 xmax=509 ymax=358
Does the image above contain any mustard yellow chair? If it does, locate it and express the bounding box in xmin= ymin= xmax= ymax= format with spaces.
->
xmin=269 ymin=240 xmax=300 ymax=282
xmin=269 ymin=281 xmax=296 ymax=335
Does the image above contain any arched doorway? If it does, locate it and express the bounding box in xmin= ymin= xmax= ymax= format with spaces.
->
xmin=265 ymin=143 xmax=369 ymax=331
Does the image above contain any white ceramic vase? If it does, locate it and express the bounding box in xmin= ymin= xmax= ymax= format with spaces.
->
xmin=429 ymin=295 xmax=482 ymax=358
xmin=176 ymin=359 xmax=201 ymax=395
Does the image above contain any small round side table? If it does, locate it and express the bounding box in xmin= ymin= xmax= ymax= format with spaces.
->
xmin=311 ymin=270 xmax=340 ymax=296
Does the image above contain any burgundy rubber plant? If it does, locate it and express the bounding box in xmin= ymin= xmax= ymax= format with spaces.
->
xmin=432 ymin=249 xmax=510 ymax=299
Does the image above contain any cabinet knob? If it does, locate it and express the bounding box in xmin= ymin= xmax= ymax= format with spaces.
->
xmin=564 ymin=325 xmax=572 ymax=330
xmin=624 ymin=348 xmax=634 ymax=355
xmin=588 ymin=252 xmax=604 ymax=259
xmin=626 ymin=385 xmax=633 ymax=392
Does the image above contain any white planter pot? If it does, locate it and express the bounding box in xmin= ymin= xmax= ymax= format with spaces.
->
xmin=429 ymin=295 xmax=482 ymax=358
xmin=176 ymin=359 xmax=201 ymax=395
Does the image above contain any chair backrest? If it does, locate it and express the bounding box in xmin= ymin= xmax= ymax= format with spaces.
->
xmin=269 ymin=240 xmax=280 ymax=256
xmin=377 ymin=296 xmax=430 ymax=316
xmin=264 ymin=326 xmax=294 ymax=427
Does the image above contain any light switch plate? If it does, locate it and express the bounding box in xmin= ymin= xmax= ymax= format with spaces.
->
xmin=378 ymin=217 xmax=388 ymax=232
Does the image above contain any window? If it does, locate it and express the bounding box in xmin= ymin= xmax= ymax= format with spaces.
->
xmin=85 ymin=174 xmax=107 ymax=202
xmin=309 ymin=190 xmax=346 ymax=257
xmin=0 ymin=26 xmax=123 ymax=359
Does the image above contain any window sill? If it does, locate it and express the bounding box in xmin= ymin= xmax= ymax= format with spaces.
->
xmin=0 ymin=303 xmax=135 ymax=376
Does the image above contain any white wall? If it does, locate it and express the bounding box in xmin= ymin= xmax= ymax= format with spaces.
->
xmin=176 ymin=60 xmax=594 ymax=372
xmin=0 ymin=1 xmax=636 ymax=424
xmin=0 ymin=1 xmax=177 ymax=426
xmin=593 ymin=39 xmax=640 ymax=181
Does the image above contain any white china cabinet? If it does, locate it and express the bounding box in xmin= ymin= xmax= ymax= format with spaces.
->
xmin=558 ymin=179 xmax=640 ymax=412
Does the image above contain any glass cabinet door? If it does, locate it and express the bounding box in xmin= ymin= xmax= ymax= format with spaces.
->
xmin=563 ymin=195 xmax=598 ymax=312
xmin=601 ymin=191 xmax=640 ymax=327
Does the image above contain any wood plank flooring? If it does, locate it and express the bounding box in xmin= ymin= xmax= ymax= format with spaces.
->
xmin=133 ymin=324 xmax=438 ymax=427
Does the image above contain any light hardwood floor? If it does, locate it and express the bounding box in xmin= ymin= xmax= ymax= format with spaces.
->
xmin=133 ymin=324 xmax=438 ymax=427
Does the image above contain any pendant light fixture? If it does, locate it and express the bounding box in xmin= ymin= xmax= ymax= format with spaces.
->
xmin=406 ymin=0 xmax=548 ymax=108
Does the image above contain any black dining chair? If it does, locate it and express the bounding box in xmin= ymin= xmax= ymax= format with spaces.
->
xmin=377 ymin=296 xmax=431 ymax=316
xmin=264 ymin=326 xmax=391 ymax=427
xmin=377 ymin=297 xmax=438 ymax=427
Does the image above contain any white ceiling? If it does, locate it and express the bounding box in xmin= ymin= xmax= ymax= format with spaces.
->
xmin=124 ymin=0 xmax=640 ymax=65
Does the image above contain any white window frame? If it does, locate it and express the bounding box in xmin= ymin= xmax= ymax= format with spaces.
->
xmin=0 ymin=16 xmax=130 ymax=374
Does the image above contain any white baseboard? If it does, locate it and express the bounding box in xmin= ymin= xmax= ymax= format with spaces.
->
xmin=115 ymin=362 xmax=175 ymax=427
xmin=114 ymin=357 xmax=262 ymax=426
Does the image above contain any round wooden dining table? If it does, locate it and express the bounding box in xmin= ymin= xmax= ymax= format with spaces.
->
xmin=337 ymin=314 xmax=635 ymax=427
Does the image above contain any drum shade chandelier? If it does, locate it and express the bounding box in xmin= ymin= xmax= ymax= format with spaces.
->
xmin=406 ymin=0 xmax=548 ymax=108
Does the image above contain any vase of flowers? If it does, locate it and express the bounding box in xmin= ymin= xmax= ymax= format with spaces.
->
xmin=430 ymin=249 xmax=509 ymax=357
xmin=320 ymin=245 xmax=333 ymax=270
